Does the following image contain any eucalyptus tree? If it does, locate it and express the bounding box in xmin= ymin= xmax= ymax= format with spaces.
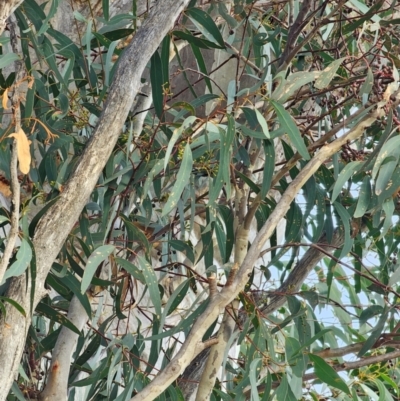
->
xmin=1 ymin=1 xmax=400 ymax=401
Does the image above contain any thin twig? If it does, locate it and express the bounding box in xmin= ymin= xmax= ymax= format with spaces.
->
xmin=0 ymin=15 xmax=23 ymax=285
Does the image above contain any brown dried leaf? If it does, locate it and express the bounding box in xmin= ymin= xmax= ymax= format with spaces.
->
xmin=2 ymin=88 xmax=9 ymax=110
xmin=27 ymin=76 xmax=34 ymax=89
xmin=33 ymin=118 xmax=58 ymax=143
xmin=8 ymin=128 xmax=32 ymax=174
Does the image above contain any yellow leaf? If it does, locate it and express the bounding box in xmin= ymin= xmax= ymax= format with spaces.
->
xmin=2 ymin=88 xmax=9 ymax=110
xmin=8 ymin=128 xmax=32 ymax=174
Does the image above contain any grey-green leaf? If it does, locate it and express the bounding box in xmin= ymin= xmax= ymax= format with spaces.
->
xmin=309 ymin=353 xmax=350 ymax=394
xmin=354 ymin=176 xmax=372 ymax=217
xmin=331 ymin=161 xmax=363 ymax=202
xmin=162 ymin=143 xmax=193 ymax=216
xmin=138 ymin=256 xmax=162 ymax=319
xmin=314 ymin=57 xmax=346 ymax=90
xmin=186 ymin=8 xmax=225 ymax=48
xmin=81 ymin=245 xmax=115 ymax=293
xmin=2 ymin=239 xmax=32 ymax=283
xmin=270 ymin=100 xmax=310 ymax=160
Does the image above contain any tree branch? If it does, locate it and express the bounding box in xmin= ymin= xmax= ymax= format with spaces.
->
xmin=130 ymin=83 xmax=400 ymax=401
xmin=244 ymin=347 xmax=400 ymax=397
xmin=0 ymin=0 xmax=191 ymax=397
xmin=0 ymin=15 xmax=23 ymax=285
xmin=39 ymin=295 xmax=88 ymax=401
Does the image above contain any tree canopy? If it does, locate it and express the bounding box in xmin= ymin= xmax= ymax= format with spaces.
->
xmin=1 ymin=1 xmax=400 ymax=400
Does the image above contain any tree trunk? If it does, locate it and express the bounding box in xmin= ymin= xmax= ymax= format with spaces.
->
xmin=0 ymin=0 xmax=191 ymax=397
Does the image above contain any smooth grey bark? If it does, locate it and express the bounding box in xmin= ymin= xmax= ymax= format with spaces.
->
xmin=0 ymin=0 xmax=191 ymax=398
xmin=39 ymin=296 xmax=88 ymax=401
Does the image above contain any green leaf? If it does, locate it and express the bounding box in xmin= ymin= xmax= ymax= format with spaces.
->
xmin=359 ymin=305 xmax=384 ymax=326
xmin=272 ymin=71 xmax=320 ymax=103
xmin=115 ymin=257 xmax=145 ymax=282
xmin=314 ymin=57 xmax=346 ymax=89
xmin=374 ymin=378 xmax=393 ymax=401
xmin=261 ymin=373 xmax=272 ymax=401
xmin=186 ymin=8 xmax=225 ymax=48
xmin=150 ymin=50 xmax=164 ymax=119
xmin=105 ymin=40 xmax=119 ymax=87
xmin=341 ymin=0 xmax=385 ymax=35
xmin=172 ymin=30 xmax=223 ymax=49
xmin=249 ymin=358 xmax=262 ymax=401
xmin=171 ymin=101 xmax=196 ymax=121
xmin=275 ymin=375 xmax=297 ymax=401
xmin=354 ymin=176 xmax=372 ymax=217
xmin=2 ymin=239 xmax=32 ymax=283
xmin=102 ymin=0 xmax=109 ymax=20
xmin=0 ymin=53 xmax=20 ymax=70
xmin=142 ymin=159 xmax=164 ymax=200
xmin=360 ymin=66 xmax=374 ymax=96
xmin=161 ymin=34 xmax=171 ymax=91
xmin=36 ymin=301 xmax=81 ymax=335
xmin=11 ymin=382 xmax=26 ymax=401
xmin=208 ymin=115 xmax=235 ymax=205
xmin=381 ymin=197 xmax=394 ymax=233
xmin=162 ymin=144 xmax=193 ymax=216
xmin=333 ymin=202 xmax=353 ymax=260
xmin=120 ymin=215 xmax=150 ymax=253
xmin=270 ymin=100 xmax=310 ymax=160
xmin=164 ymin=116 xmax=196 ymax=170
xmin=309 ymin=354 xmax=350 ymax=394
xmin=358 ymin=306 xmax=389 ymax=357
xmin=145 ymin=299 xmax=209 ymax=341
xmin=169 ymin=239 xmax=195 ymax=264
xmin=0 ymin=297 xmax=26 ymax=317
xmin=254 ymin=108 xmax=270 ymax=139
xmin=372 ymin=135 xmax=400 ymax=181
xmin=190 ymin=44 xmax=212 ymax=93
xmin=331 ymin=161 xmax=363 ymax=202
xmin=81 ymin=245 xmax=115 ymax=293
xmin=137 ymin=255 xmax=162 ymax=319
xmin=37 ymin=0 xmax=60 ymax=35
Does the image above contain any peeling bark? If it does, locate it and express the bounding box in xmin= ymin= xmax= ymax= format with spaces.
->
xmin=0 ymin=0 xmax=24 ymax=36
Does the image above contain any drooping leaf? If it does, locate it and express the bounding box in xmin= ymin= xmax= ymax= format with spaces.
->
xmin=150 ymin=49 xmax=164 ymax=119
xmin=314 ymin=57 xmax=346 ymax=89
xmin=137 ymin=255 xmax=162 ymax=319
xmin=309 ymin=353 xmax=350 ymax=395
xmin=272 ymin=71 xmax=320 ymax=103
xmin=36 ymin=301 xmax=81 ymax=335
xmin=270 ymin=100 xmax=310 ymax=160
xmin=2 ymin=238 xmax=32 ymax=283
xmin=331 ymin=161 xmax=363 ymax=202
xmin=0 ymin=297 xmax=26 ymax=317
xmin=186 ymin=8 xmax=225 ymax=48
xmin=358 ymin=306 xmax=390 ymax=357
xmin=359 ymin=305 xmax=384 ymax=326
xmin=162 ymin=144 xmax=193 ymax=216
xmin=275 ymin=375 xmax=297 ymax=401
xmin=354 ymin=175 xmax=372 ymax=217
xmin=81 ymin=245 xmax=115 ymax=294
xmin=0 ymin=53 xmax=20 ymax=70
xmin=8 ymin=128 xmax=32 ymax=174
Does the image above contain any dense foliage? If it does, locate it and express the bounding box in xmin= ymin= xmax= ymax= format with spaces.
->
xmin=2 ymin=0 xmax=400 ymax=400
